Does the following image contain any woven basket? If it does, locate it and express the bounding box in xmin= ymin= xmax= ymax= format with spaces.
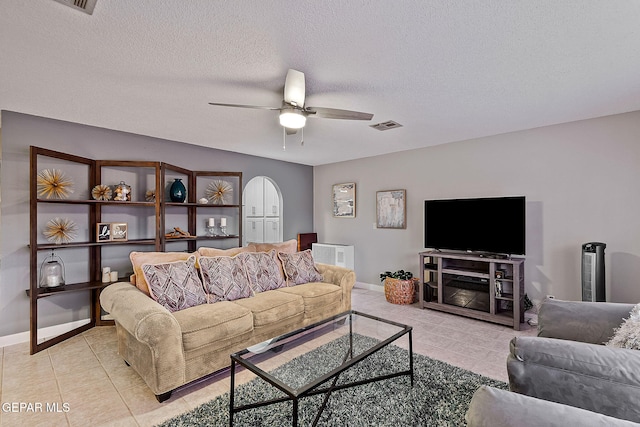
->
xmin=384 ymin=277 xmax=417 ymax=305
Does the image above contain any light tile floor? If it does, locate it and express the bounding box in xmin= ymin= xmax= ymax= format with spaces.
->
xmin=0 ymin=286 xmax=536 ymax=426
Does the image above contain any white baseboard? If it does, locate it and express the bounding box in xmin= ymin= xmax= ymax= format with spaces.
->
xmin=0 ymin=319 xmax=91 ymax=349
xmin=354 ymin=281 xmax=384 ymax=292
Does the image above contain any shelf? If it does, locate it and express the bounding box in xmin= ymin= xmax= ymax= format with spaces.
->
xmin=164 ymin=202 xmax=240 ymax=208
xmin=197 ymin=235 xmax=239 ymax=240
xmin=35 ymin=238 xmax=157 ymax=250
xmin=424 ymin=263 xmax=438 ymax=270
xmin=424 ymin=281 xmax=438 ymax=289
xmin=495 ymin=293 xmax=514 ymax=301
xmin=195 ymin=204 xmax=241 ymax=208
xmin=442 ymin=268 xmax=490 ymax=279
xmin=165 ymin=236 xmax=197 ymax=241
xmin=37 ymin=199 xmax=155 ymax=207
xmin=165 ymin=202 xmax=194 ymax=207
xmin=27 ymin=280 xmax=114 ymax=298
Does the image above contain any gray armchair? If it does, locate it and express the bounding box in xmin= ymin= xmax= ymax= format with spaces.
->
xmin=466 ymin=298 xmax=640 ymax=426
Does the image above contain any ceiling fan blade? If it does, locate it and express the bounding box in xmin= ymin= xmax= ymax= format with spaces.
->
xmin=305 ymin=106 xmax=374 ymax=121
xmin=208 ymin=102 xmax=281 ymax=111
xmin=284 ymin=69 xmax=305 ymax=107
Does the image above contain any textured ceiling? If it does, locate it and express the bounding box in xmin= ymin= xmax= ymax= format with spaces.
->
xmin=1 ymin=1 xmax=639 ymax=166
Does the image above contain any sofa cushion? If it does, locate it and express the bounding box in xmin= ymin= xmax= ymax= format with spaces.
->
xmin=131 ymin=251 xmax=196 ymax=295
xmin=239 ymin=250 xmax=286 ymax=293
xmin=172 ymin=301 xmax=254 ymax=352
xmin=250 ymin=239 xmax=297 ymax=254
xmin=232 ymin=291 xmax=304 ymax=327
xmin=141 ymin=255 xmax=207 ymax=313
xmin=278 ymin=250 xmax=324 ymax=286
xmin=198 ymin=255 xmax=253 ymax=303
xmin=275 ymin=282 xmax=342 ymax=313
xmin=197 ymin=244 xmax=256 ymax=258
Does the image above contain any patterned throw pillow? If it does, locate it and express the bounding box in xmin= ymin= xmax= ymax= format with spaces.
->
xmin=130 ymin=251 xmax=196 ymax=296
xmin=141 ymin=255 xmax=207 ymax=313
xmin=199 ymin=255 xmax=253 ymax=302
xmin=606 ymin=303 xmax=640 ymax=350
xmin=278 ymin=250 xmax=324 ymax=286
xmin=239 ymin=250 xmax=286 ymax=293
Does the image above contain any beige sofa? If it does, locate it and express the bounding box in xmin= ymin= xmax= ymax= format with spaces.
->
xmin=100 ymin=242 xmax=356 ymax=402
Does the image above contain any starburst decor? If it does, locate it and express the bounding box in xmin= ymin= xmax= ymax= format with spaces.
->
xmin=37 ymin=169 xmax=74 ymax=199
xmin=145 ymin=190 xmax=156 ymax=202
xmin=206 ymin=180 xmax=233 ymax=205
xmin=43 ymin=217 xmax=78 ymax=244
xmin=91 ymin=185 xmax=112 ymax=201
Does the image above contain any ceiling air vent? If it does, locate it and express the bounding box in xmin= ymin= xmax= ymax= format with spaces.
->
xmin=53 ymin=0 xmax=97 ymax=15
xmin=370 ymin=120 xmax=403 ymax=131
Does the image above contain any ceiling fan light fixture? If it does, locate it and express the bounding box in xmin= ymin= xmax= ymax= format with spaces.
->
xmin=279 ymin=109 xmax=306 ymax=129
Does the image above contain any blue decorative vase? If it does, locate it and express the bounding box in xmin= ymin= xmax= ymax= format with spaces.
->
xmin=169 ymin=179 xmax=187 ymax=203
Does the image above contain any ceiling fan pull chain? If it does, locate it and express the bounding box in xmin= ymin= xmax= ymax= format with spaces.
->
xmin=301 ymin=127 xmax=304 ymax=146
xmin=282 ymin=127 xmax=286 ymax=151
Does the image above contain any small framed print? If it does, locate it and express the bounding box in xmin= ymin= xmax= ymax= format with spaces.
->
xmin=111 ymin=223 xmax=128 ymax=241
xmin=96 ymin=223 xmax=112 ymax=241
xmin=332 ymin=182 xmax=356 ymax=218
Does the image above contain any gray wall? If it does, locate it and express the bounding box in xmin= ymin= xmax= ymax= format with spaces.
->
xmin=0 ymin=111 xmax=313 ymax=337
xmin=314 ymin=111 xmax=640 ymax=304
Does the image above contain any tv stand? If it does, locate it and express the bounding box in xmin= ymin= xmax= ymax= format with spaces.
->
xmin=419 ymin=251 xmax=525 ymax=330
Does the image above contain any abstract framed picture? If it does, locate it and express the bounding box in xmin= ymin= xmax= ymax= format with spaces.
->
xmin=376 ymin=189 xmax=406 ymax=229
xmin=332 ymin=182 xmax=356 ymax=218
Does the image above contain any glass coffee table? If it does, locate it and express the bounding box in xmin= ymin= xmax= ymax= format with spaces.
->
xmin=229 ymin=310 xmax=413 ymax=426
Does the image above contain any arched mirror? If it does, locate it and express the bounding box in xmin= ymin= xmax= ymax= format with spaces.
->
xmin=243 ymin=176 xmax=283 ymax=245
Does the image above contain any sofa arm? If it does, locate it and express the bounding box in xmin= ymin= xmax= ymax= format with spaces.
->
xmin=507 ymin=336 xmax=640 ymax=423
xmin=538 ymin=299 xmax=634 ymax=344
xmin=100 ymin=282 xmax=186 ymax=394
xmin=466 ymin=386 xmax=638 ymax=427
xmin=316 ymin=263 xmax=356 ymax=310
xmin=101 ymin=283 xmax=182 ymax=345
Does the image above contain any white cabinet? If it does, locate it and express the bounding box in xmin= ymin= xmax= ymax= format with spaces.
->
xmin=244 ymin=176 xmax=282 ymax=244
xmin=245 ymin=218 xmax=264 ymax=243
xmin=264 ymin=218 xmax=280 ymax=243
xmin=245 ymin=178 xmax=264 ymax=217
xmin=264 ymin=180 xmax=280 ymax=217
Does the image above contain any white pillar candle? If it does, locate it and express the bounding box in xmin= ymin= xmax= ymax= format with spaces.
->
xmin=220 ymin=217 xmax=227 ymax=227
xmin=208 ymin=218 xmax=215 ymax=227
xmin=47 ymin=275 xmax=60 ymax=287
xmin=110 ymin=271 xmax=118 ymax=282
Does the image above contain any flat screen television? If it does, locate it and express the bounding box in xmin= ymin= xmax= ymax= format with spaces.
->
xmin=424 ymin=196 xmax=526 ymax=256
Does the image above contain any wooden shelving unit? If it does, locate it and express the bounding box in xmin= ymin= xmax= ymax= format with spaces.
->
xmin=29 ymin=147 xmax=242 ymax=354
xmin=419 ymin=251 xmax=525 ymax=330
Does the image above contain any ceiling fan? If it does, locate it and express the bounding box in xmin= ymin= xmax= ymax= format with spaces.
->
xmin=208 ymin=69 xmax=374 ymax=136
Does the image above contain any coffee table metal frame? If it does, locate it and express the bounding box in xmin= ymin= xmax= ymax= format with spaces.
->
xmin=229 ymin=310 xmax=413 ymax=427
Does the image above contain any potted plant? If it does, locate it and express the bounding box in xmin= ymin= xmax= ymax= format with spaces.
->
xmin=380 ymin=270 xmax=418 ymax=305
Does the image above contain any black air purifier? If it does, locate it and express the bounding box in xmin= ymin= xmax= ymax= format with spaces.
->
xmin=581 ymin=242 xmax=606 ymax=302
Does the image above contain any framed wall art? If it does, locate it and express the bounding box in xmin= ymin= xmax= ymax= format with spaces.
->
xmin=376 ymin=189 xmax=406 ymax=229
xmin=332 ymin=182 xmax=356 ymax=218
xmin=111 ymin=223 xmax=128 ymax=241
xmin=96 ymin=222 xmax=112 ymax=241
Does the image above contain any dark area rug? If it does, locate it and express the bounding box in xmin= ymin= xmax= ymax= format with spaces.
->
xmin=157 ymin=334 xmax=507 ymax=426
